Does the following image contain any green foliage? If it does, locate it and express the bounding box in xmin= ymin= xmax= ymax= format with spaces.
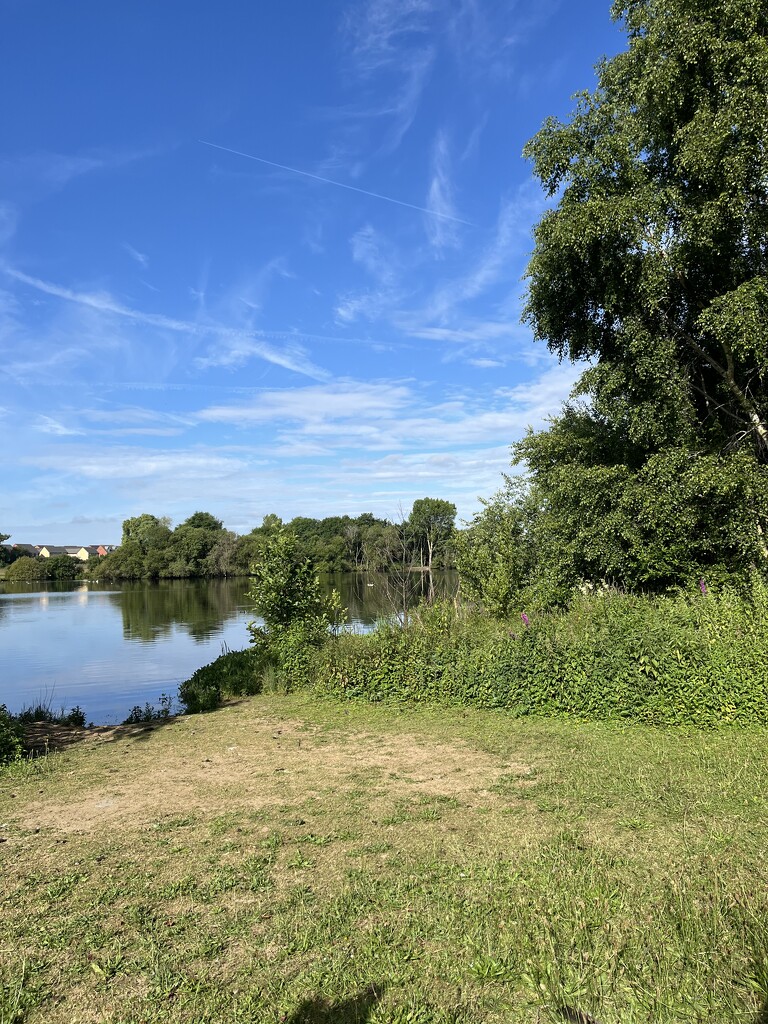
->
xmin=179 ymin=649 xmax=261 ymax=714
xmin=524 ymin=0 xmax=768 ymax=457
xmin=123 ymin=693 xmax=174 ymax=724
xmin=182 ymin=511 xmax=223 ymax=532
xmin=0 ymin=705 xmax=23 ymax=764
xmin=247 ymin=530 xmax=345 ymax=692
xmin=407 ymin=497 xmax=457 ymax=570
xmin=93 ymin=540 xmax=146 ymax=580
xmin=511 ymin=422 xmax=768 ymax=602
xmin=45 ymin=555 xmax=81 ymax=580
xmin=313 ymin=577 xmax=768 ymax=726
xmin=0 ymin=702 xmax=88 ymax=763
xmin=455 ymin=477 xmax=534 ymax=615
xmin=5 ymin=556 xmax=47 ymax=580
xmin=249 ymin=530 xmax=330 ymax=630
xmin=5 ymin=554 xmax=82 ymax=581
xmin=93 ymin=507 xmax=426 ymax=580
xmin=515 ymin=0 xmax=768 ymax=594
xmin=121 ymin=514 xmax=172 ymax=552
xmin=14 ymin=703 xmax=86 ymax=727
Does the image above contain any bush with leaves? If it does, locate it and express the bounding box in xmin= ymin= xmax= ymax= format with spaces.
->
xmin=179 ymin=649 xmax=260 ymax=714
xmin=313 ymin=577 xmax=768 ymax=726
xmin=5 ymin=556 xmax=48 ymax=581
xmin=0 ymin=705 xmax=23 ymax=764
xmin=247 ymin=529 xmax=345 ymax=690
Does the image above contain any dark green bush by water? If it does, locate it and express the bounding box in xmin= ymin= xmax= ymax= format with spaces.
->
xmin=179 ymin=648 xmax=262 ymax=713
xmin=311 ymin=577 xmax=768 ymax=726
xmin=0 ymin=705 xmax=23 ymax=763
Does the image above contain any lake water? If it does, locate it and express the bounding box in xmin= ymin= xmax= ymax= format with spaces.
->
xmin=0 ymin=573 xmax=456 ymax=724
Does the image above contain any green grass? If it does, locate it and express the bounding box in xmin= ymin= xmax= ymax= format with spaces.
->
xmin=1 ymin=694 xmax=767 ymax=1022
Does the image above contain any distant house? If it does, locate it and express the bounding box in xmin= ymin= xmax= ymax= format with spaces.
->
xmin=84 ymin=545 xmax=112 ymax=558
xmin=39 ymin=546 xmax=69 ymax=558
xmin=39 ymin=544 xmax=112 ymax=561
xmin=11 ymin=544 xmax=41 ymax=556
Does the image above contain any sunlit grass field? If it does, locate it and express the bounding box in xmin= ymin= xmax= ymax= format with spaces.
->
xmin=2 ymin=693 xmax=767 ymax=1023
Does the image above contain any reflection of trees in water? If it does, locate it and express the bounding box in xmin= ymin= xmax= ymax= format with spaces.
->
xmin=97 ymin=573 xmax=457 ymax=643
xmin=116 ymin=579 xmax=252 ymax=642
xmin=323 ymin=572 xmax=458 ymax=628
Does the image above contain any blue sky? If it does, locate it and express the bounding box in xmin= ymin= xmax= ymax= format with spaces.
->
xmin=1 ymin=0 xmax=624 ymax=544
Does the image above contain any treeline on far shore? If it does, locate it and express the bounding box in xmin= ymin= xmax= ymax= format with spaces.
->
xmin=2 ymin=499 xmax=458 ymax=582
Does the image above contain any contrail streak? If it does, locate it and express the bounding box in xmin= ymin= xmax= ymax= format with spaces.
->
xmin=199 ymin=140 xmax=472 ymax=225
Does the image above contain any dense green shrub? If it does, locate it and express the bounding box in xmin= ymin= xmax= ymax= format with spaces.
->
xmin=179 ymin=648 xmax=261 ymax=714
xmin=5 ymin=555 xmax=82 ymax=581
xmin=5 ymin=556 xmax=48 ymax=581
xmin=0 ymin=705 xmax=23 ymax=764
xmin=247 ymin=529 xmax=345 ymax=693
xmin=311 ymin=577 xmax=768 ymax=726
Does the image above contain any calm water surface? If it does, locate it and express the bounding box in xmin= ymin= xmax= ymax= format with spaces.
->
xmin=0 ymin=574 xmax=455 ymax=723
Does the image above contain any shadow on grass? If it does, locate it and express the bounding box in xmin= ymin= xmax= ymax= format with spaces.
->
xmin=285 ymin=984 xmax=383 ymax=1024
xmin=22 ymin=700 xmax=248 ymax=755
xmin=558 ymin=1005 xmax=604 ymax=1024
xmin=757 ymin=996 xmax=768 ymax=1024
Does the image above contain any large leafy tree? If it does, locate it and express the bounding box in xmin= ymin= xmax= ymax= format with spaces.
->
xmin=515 ymin=0 xmax=768 ymax=594
xmin=525 ymin=0 xmax=768 ymax=457
xmin=121 ymin=514 xmax=172 ymax=553
xmin=181 ymin=511 xmax=223 ymax=532
xmin=407 ymin=498 xmax=457 ymax=572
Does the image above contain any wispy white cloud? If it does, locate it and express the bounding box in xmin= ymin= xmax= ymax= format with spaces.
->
xmin=27 ymin=446 xmax=248 ymax=482
xmin=199 ymin=380 xmax=412 ymax=427
xmin=0 ymin=202 xmax=18 ymax=248
xmin=373 ymin=47 xmax=435 ymax=157
xmin=344 ymin=0 xmax=436 ymax=74
xmin=400 ymin=319 xmax=520 ymax=344
xmin=0 ymin=146 xmax=158 ymax=195
xmin=392 ymin=179 xmax=548 ymax=362
xmin=13 ymin=364 xmax=574 ymax=532
xmin=350 ymin=224 xmax=395 ymax=284
xmin=35 ymin=415 xmax=83 ymax=436
xmin=2 ymin=265 xmax=329 ymax=381
xmin=122 ymin=242 xmax=148 ymax=268
xmin=467 ymin=357 xmax=505 ymax=368
xmin=193 ymin=333 xmax=328 ymax=378
xmin=446 ymin=0 xmax=519 ymax=80
xmin=426 ymin=196 xmax=522 ymax=318
xmin=341 ymin=0 xmax=438 ymax=158
xmin=460 ymin=113 xmax=489 ymax=162
xmin=425 ymin=131 xmax=460 ymax=253
xmin=197 ymin=362 xmax=578 ymax=454
xmin=335 ymin=224 xmax=405 ymax=323
xmin=76 ymin=405 xmax=195 ymax=437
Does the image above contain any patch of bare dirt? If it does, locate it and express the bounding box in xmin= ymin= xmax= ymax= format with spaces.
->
xmin=16 ymin=714 xmax=532 ymax=835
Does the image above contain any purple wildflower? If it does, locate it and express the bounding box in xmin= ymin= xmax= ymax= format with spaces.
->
xmin=521 ymin=611 xmax=530 ymax=627
xmin=699 ymin=578 xmax=708 ymax=595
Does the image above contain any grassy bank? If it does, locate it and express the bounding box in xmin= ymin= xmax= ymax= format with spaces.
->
xmin=2 ymin=693 xmax=768 ymax=1023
